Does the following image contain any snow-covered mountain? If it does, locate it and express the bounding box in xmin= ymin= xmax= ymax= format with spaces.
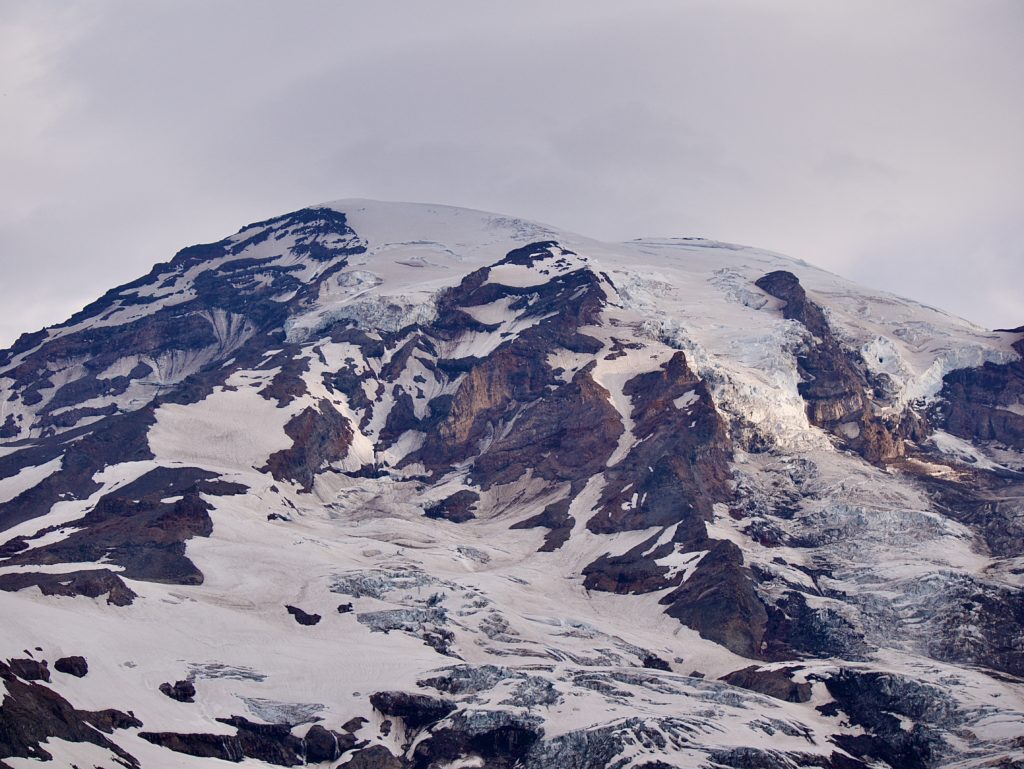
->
xmin=2 ymin=200 xmax=1022 ymax=769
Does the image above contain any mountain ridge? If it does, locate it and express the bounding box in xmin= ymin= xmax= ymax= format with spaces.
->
xmin=1 ymin=200 xmax=1022 ymax=769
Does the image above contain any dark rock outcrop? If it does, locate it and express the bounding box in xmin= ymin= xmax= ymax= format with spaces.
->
xmin=0 ymin=660 xmax=141 ymax=767
xmin=7 ymin=658 xmax=49 ymax=682
xmin=510 ymin=496 xmax=575 ymax=552
xmin=343 ymin=744 xmax=404 ymax=769
xmin=302 ymin=724 xmax=357 ymax=762
xmin=263 ymin=399 xmax=354 ymax=492
xmin=159 ymin=679 xmax=196 ymax=703
xmin=1 ymin=466 xmax=246 ymax=586
xmin=0 ymin=568 xmax=137 ymax=606
xmin=410 ymin=710 xmax=543 ymax=769
xmin=720 ymin=665 xmax=811 ymax=703
xmin=424 ymin=490 xmax=480 ymax=523
xmin=938 ymin=332 xmax=1024 ymax=450
xmin=285 ymin=605 xmax=322 ymax=626
xmin=755 ymin=270 xmax=924 ymax=463
xmin=588 ymin=352 xmax=731 ymax=536
xmin=54 ymin=655 xmax=88 ymax=677
xmin=140 ymin=716 xmax=305 ymax=766
xmin=660 ymin=541 xmax=769 ymax=658
xmin=369 ymin=691 xmax=456 ymax=731
xmin=820 ymin=669 xmax=958 ymax=769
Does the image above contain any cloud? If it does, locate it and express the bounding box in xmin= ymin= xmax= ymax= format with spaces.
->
xmin=0 ymin=0 xmax=1021 ymax=346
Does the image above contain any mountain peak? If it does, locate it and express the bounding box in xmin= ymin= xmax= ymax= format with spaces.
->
xmin=1 ymin=201 xmax=1022 ymax=768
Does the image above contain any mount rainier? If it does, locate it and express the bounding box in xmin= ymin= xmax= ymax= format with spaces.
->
xmin=1 ymin=200 xmax=1022 ymax=769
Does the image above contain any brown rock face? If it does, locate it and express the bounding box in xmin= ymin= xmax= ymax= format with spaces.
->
xmin=424 ymin=490 xmax=480 ymax=523
xmin=588 ymin=352 xmax=732 ymax=537
xmin=343 ymin=744 xmax=404 ymax=769
xmin=470 ymin=363 xmax=624 ymax=490
xmin=7 ymin=658 xmax=49 ymax=682
xmin=411 ymin=247 xmax=610 ymax=481
xmin=938 ymin=333 xmax=1024 ymax=450
xmin=660 ymin=541 xmax=769 ymax=658
xmin=263 ymin=398 xmax=355 ymax=491
xmin=720 ymin=665 xmax=812 ymax=702
xmin=755 ymin=270 xmax=922 ymax=463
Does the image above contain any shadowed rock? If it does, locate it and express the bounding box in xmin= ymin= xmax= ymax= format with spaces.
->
xmin=0 ymin=660 xmax=140 ymax=767
xmin=938 ymin=331 xmax=1024 ymax=450
xmin=7 ymin=658 xmax=49 ymax=682
xmin=720 ymin=665 xmax=812 ymax=703
xmin=140 ymin=715 xmax=306 ymax=766
xmin=369 ymin=691 xmax=456 ymax=731
xmin=424 ymin=490 xmax=480 ymax=523
xmin=660 ymin=541 xmax=769 ymax=658
xmin=0 ymin=568 xmax=137 ymax=606
xmin=54 ymin=655 xmax=88 ymax=677
xmin=159 ymin=680 xmax=196 ymax=703
xmin=285 ymin=605 xmax=322 ymax=626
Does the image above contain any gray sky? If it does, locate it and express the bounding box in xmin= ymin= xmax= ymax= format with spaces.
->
xmin=2 ymin=1 xmax=1022 ymax=348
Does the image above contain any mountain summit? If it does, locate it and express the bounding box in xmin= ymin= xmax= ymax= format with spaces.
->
xmin=2 ymin=200 xmax=1022 ymax=768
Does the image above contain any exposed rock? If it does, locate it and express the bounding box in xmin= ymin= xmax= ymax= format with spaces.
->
xmin=423 ymin=490 xmax=480 ymax=523
xmin=763 ymin=590 xmax=869 ymax=661
xmin=0 ymin=407 xmax=157 ymax=533
xmin=588 ymin=352 xmax=731 ymax=536
xmin=140 ymin=715 xmax=305 ymax=766
xmin=660 ymin=540 xmax=769 ymax=658
xmin=582 ymin=532 xmax=676 ymax=595
xmin=820 ymin=669 xmax=958 ymax=769
xmin=54 ymin=655 xmax=88 ymax=677
xmin=411 ymin=709 xmax=543 ymax=769
xmin=342 ymin=744 xmax=404 ymax=769
xmin=7 ymin=658 xmax=49 ymax=682
xmin=510 ymin=495 xmax=575 ymax=552
xmin=0 ymin=660 xmax=140 ymax=767
xmin=1 ymin=466 xmax=246 ymax=586
xmin=720 ymin=665 xmax=811 ymax=702
xmin=755 ymin=270 xmax=924 ymax=463
xmin=938 ymin=333 xmax=1024 ymax=450
xmin=369 ymin=690 xmax=456 ymax=731
xmin=0 ymin=568 xmax=137 ymax=606
xmin=302 ymin=723 xmax=356 ymax=762
xmin=411 ymin=251 xmax=610 ymax=483
xmin=263 ymin=398 xmax=354 ymax=492
xmin=641 ymin=653 xmax=672 ymax=672
xmin=469 ymin=363 xmax=624 ymax=490
xmin=285 ymin=605 xmax=322 ymax=626
xmin=258 ymin=351 xmax=310 ymax=407
xmin=159 ymin=679 xmax=196 ymax=703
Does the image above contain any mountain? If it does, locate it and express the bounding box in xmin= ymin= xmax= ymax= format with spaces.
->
xmin=1 ymin=200 xmax=1022 ymax=769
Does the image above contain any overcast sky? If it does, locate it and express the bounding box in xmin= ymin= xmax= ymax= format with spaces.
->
xmin=1 ymin=1 xmax=1022 ymax=347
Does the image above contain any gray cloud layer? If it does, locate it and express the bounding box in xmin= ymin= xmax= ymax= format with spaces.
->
xmin=1 ymin=0 xmax=1022 ymax=347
